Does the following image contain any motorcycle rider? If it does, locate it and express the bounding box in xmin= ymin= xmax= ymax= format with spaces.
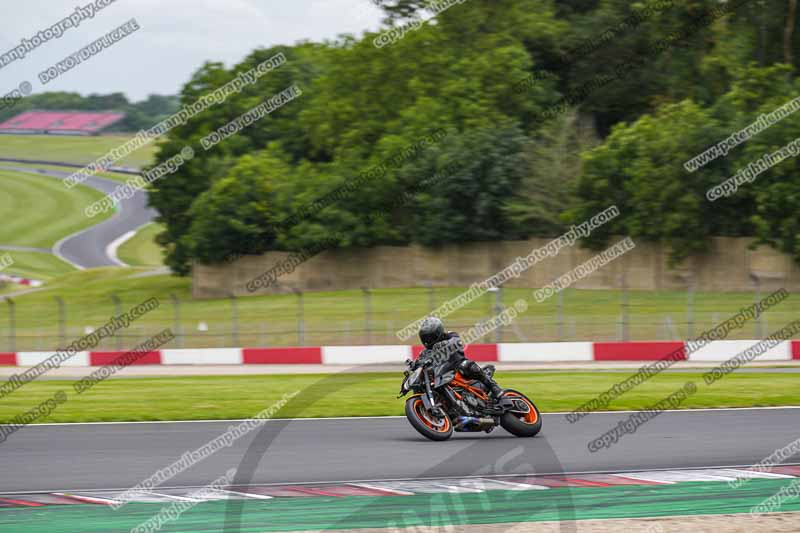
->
xmin=415 ymin=316 xmax=504 ymax=399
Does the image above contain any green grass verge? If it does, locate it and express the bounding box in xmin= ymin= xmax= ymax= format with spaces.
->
xmin=2 ymin=371 xmax=798 ymax=423
xmin=0 ymin=169 xmax=114 ymax=248
xmin=117 ymin=223 xmax=164 ymax=267
xmin=0 ymin=250 xmax=74 ymax=281
xmin=0 ymin=264 xmax=797 ymax=351
xmin=0 ymin=134 xmax=158 ymax=168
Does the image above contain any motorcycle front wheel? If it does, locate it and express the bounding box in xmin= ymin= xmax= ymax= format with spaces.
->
xmin=405 ymin=396 xmax=453 ymax=441
xmin=500 ymin=389 xmax=542 ymax=437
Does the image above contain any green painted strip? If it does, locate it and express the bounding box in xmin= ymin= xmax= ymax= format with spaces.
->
xmin=1 ymin=479 xmax=799 ymax=532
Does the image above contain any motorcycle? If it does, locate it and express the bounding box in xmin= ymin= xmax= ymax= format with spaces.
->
xmin=398 ymin=357 xmax=542 ymax=441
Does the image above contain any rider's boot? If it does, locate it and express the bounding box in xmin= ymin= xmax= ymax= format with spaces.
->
xmin=459 ymin=359 xmax=504 ymax=399
xmin=487 ymin=381 xmax=504 ymax=399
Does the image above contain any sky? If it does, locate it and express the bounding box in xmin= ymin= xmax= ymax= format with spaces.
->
xmin=0 ymin=0 xmax=385 ymax=102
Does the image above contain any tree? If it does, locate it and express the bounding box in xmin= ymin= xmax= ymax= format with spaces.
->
xmin=571 ymin=64 xmax=800 ymax=266
xmin=786 ymin=0 xmax=798 ymax=65
xmin=727 ymin=66 xmax=800 ymax=263
xmin=147 ymin=44 xmax=325 ymax=274
xmin=184 ymin=149 xmax=287 ymax=264
xmin=570 ymin=100 xmax=734 ymax=265
xmin=505 ymin=110 xmax=599 ymax=236
xmin=395 ymin=121 xmax=530 ymax=245
xmin=144 ymin=0 xmax=800 ymax=274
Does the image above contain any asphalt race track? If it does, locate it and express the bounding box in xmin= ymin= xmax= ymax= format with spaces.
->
xmin=1 ymin=408 xmax=798 ymax=494
xmin=0 ymin=165 xmax=155 ymax=269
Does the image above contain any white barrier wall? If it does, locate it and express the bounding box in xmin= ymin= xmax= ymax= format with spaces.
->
xmin=6 ymin=340 xmax=798 ymax=366
xmin=687 ymin=340 xmax=791 ymax=362
xmin=498 ymin=342 xmax=594 ymax=362
xmin=322 ymin=345 xmax=412 ymax=365
xmin=161 ymin=348 xmax=242 ymax=365
xmin=17 ymin=351 xmax=89 ymax=367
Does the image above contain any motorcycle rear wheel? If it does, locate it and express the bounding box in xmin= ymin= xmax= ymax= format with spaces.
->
xmin=500 ymin=389 xmax=542 ymax=437
xmin=405 ymin=396 xmax=453 ymax=441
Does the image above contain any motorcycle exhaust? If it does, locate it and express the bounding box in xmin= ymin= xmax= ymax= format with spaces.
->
xmin=455 ymin=416 xmax=495 ymax=431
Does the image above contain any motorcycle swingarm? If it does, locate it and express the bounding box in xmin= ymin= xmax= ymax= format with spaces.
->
xmin=495 ymin=396 xmax=531 ymax=414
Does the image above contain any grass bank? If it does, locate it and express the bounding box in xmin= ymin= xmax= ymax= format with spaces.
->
xmin=0 ymin=169 xmax=113 ymax=248
xmin=117 ymin=223 xmax=164 ymax=267
xmin=0 ymin=134 xmax=158 ymax=168
xmin=1 ymin=371 xmax=797 ymax=423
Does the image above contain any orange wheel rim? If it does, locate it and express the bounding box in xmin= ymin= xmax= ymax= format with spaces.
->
xmin=505 ymin=392 xmax=538 ymax=424
xmin=414 ymin=399 xmax=450 ymax=432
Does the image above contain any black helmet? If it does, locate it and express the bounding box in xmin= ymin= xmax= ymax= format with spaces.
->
xmin=419 ymin=317 xmax=445 ymax=348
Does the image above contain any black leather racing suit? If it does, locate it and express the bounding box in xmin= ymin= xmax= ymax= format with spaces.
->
xmin=418 ymin=332 xmax=501 ymax=397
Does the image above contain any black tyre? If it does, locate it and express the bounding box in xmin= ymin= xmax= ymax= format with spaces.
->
xmin=500 ymin=389 xmax=542 ymax=437
xmin=405 ymin=396 xmax=453 ymax=441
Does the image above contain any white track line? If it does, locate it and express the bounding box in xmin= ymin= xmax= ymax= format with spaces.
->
xmin=219 ymin=489 xmax=273 ymax=500
xmin=50 ymin=173 xmax=129 ymax=269
xmin=105 ymin=230 xmax=136 ymax=267
xmin=3 ymin=462 xmax=799 ymax=496
xmin=52 ymin=223 xmax=87 ymax=271
xmin=53 ymin=492 xmax=120 ymax=505
xmin=14 ymin=405 xmax=800 ymax=427
xmin=144 ymin=491 xmax=202 ymax=502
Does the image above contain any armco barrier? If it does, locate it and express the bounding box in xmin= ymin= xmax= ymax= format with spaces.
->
xmin=0 ymin=273 xmax=43 ymax=287
xmin=0 ymin=341 xmax=797 ymax=367
xmin=0 ymin=157 xmax=141 ymax=175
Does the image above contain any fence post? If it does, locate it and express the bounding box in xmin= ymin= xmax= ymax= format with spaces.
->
xmin=620 ymin=274 xmax=629 ymax=342
xmin=751 ymin=274 xmax=763 ymax=338
xmin=663 ymin=315 xmax=677 ymax=340
xmin=260 ymin=321 xmax=268 ymax=347
xmin=54 ymin=296 xmax=66 ymax=349
xmin=293 ymin=288 xmax=304 ymax=346
xmin=488 ymin=286 xmax=502 ymax=343
xmin=686 ymin=279 xmax=695 ymax=340
xmin=557 ymin=288 xmax=564 ymax=341
xmin=169 ymin=293 xmax=182 ymax=348
xmin=229 ymin=294 xmax=239 ymax=347
xmin=362 ymin=287 xmax=372 ymax=345
xmin=5 ymin=298 xmax=15 ymax=352
xmin=110 ymin=293 xmax=122 ymax=350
